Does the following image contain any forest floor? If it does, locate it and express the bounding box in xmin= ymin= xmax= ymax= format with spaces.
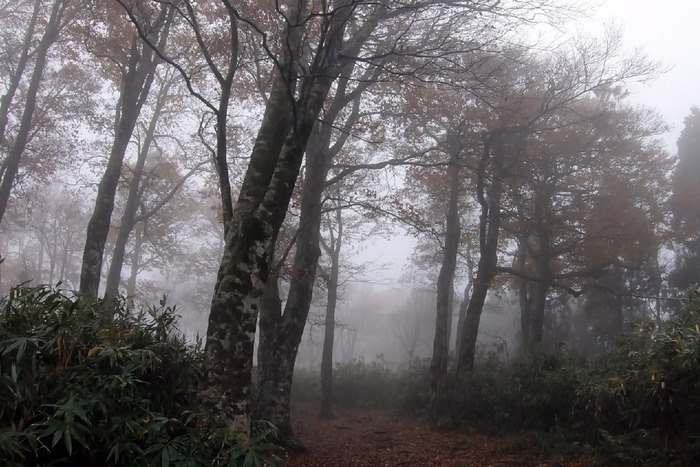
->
xmin=282 ymin=401 xmax=593 ymax=466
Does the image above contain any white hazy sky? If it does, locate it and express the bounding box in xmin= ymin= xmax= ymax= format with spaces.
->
xmin=593 ymin=0 xmax=700 ymax=150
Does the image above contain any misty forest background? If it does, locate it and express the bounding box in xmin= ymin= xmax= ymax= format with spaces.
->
xmin=2 ymin=0 xmax=700 ymax=465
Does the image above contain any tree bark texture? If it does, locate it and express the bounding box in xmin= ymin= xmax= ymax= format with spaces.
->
xmin=253 ymin=49 xmax=374 ymax=436
xmin=253 ymin=121 xmax=331 ymax=437
xmin=198 ymin=0 xmax=355 ymax=433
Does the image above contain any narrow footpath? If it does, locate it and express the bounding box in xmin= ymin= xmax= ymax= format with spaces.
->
xmin=282 ymin=402 xmax=590 ymax=466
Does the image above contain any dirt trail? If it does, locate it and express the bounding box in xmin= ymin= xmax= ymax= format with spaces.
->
xmin=282 ymin=402 xmax=589 ymax=466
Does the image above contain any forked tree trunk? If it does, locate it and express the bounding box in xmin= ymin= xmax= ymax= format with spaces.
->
xmin=254 ymin=121 xmax=331 ymax=437
xmin=456 ymin=131 xmax=506 ymax=378
xmin=79 ymin=23 xmax=168 ymax=297
xmin=253 ymin=8 xmax=380 ymax=438
xmin=103 ymin=77 xmax=171 ymax=301
xmin=198 ymin=0 xmax=355 ymax=433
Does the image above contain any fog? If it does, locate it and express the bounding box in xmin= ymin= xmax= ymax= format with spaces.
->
xmin=1 ymin=0 xmax=699 ymax=437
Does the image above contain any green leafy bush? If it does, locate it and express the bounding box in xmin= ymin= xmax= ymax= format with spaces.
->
xmin=451 ymin=289 xmax=700 ymax=463
xmin=571 ymin=289 xmax=700 ymax=463
xmin=452 ymin=346 xmax=583 ymax=432
xmin=0 ymin=285 xmax=280 ymax=466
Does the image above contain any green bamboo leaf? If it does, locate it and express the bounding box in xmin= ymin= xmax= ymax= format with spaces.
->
xmin=51 ymin=428 xmax=62 ymax=449
xmin=64 ymin=427 xmax=73 ymax=456
xmin=161 ymin=445 xmax=170 ymax=467
xmin=242 ymin=451 xmax=253 ymax=467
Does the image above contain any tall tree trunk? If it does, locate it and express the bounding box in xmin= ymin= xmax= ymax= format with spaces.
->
xmin=455 ymin=283 xmax=470 ymax=358
xmin=0 ymin=0 xmax=41 ymax=149
xmin=253 ymin=120 xmax=331 ymax=438
xmin=0 ymin=0 xmax=67 ymax=224
xmin=455 ymin=131 xmax=505 ymax=378
xmin=516 ymin=235 xmax=533 ymax=352
xmin=49 ymin=228 xmax=57 ymax=284
xmin=455 ymin=245 xmax=475 ymax=358
xmin=37 ymin=237 xmax=45 ymax=284
xmin=215 ymin=83 xmax=235 ymax=232
xmin=530 ymin=212 xmax=551 ymax=346
xmin=103 ymin=75 xmax=173 ymax=301
xmin=126 ymin=221 xmax=144 ymax=297
xmin=251 ymin=0 xmax=381 ymax=438
xmin=79 ymin=10 xmax=171 ymax=298
xmin=320 ymin=206 xmax=342 ymax=419
xmin=525 ymin=181 xmax=555 ymax=348
xmin=197 ymin=0 xmax=355 ymax=432
xmin=429 ymin=145 xmax=461 ymax=422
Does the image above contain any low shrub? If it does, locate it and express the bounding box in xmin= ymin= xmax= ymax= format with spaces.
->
xmin=452 ymin=289 xmax=700 ymax=463
xmin=332 ymin=355 xmax=395 ymax=408
xmin=292 ymin=356 xmax=431 ymax=416
xmin=289 ymin=290 xmax=700 ymax=463
xmin=453 ymin=346 xmax=582 ymax=432
xmin=572 ymin=289 xmax=700 ymax=463
xmin=0 ymin=284 xmax=281 ymax=466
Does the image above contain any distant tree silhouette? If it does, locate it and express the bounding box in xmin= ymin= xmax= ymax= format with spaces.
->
xmin=670 ymin=107 xmax=700 ymax=291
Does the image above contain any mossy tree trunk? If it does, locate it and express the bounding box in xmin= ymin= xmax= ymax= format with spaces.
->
xmin=254 ymin=119 xmax=331 ymax=437
xmin=198 ymin=0 xmax=356 ymax=433
xmin=252 ymin=5 xmax=381 ymax=439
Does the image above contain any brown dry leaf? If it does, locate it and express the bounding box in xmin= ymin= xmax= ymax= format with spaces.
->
xmin=282 ymin=402 xmax=591 ymax=466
